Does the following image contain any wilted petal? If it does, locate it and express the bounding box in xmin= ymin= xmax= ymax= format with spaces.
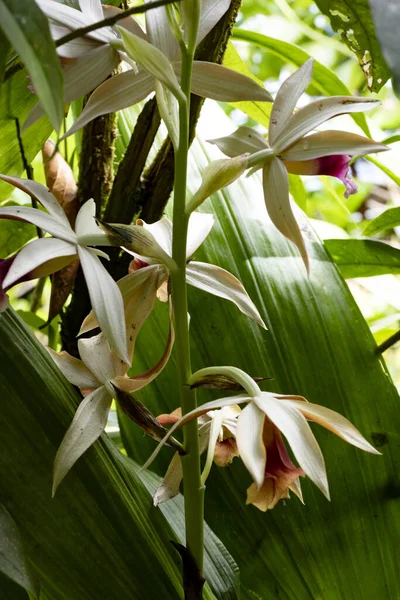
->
xmin=153 ymin=452 xmax=182 ymax=506
xmin=118 ymin=27 xmax=182 ymax=99
xmin=47 ymin=347 xmax=100 ymax=388
xmin=78 ymin=246 xmax=129 ymax=365
xmin=186 ymin=212 xmax=214 ymax=258
xmin=0 ymin=174 xmax=73 ymax=228
xmin=208 ymin=126 xmax=268 ymax=158
xmin=42 ymin=140 xmax=79 ymax=227
xmin=273 ymin=96 xmax=381 ymax=154
xmin=285 ymin=400 xmax=380 ymax=454
xmin=255 ymin=394 xmax=330 ymax=499
xmin=269 ymin=58 xmax=314 ymax=147
xmin=262 ymin=159 xmax=309 ymax=271
xmin=188 ymin=61 xmax=273 ymax=102
xmin=62 ymin=69 xmax=154 ymax=138
xmin=281 ymin=130 xmax=388 ymax=162
xmin=186 ymin=261 xmax=266 ymax=328
xmin=196 ymin=0 xmax=231 ymax=44
xmin=52 ymin=386 xmax=112 ymax=495
xmin=236 ymin=402 xmax=266 ymax=489
xmin=144 ymin=0 xmax=179 ymax=59
xmin=142 ymin=394 xmax=252 ymax=470
xmin=3 ymin=238 xmax=76 ymax=288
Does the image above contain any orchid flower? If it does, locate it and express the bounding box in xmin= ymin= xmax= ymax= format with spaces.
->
xmin=59 ymin=0 xmax=272 ymax=144
xmin=48 ymin=298 xmax=174 ymax=495
xmin=0 ymin=175 xmax=129 ymax=364
xmin=209 ymin=58 xmax=388 ymax=269
xmin=88 ymin=212 xmax=266 ymax=331
xmin=153 ymin=404 xmax=240 ymax=505
xmin=143 ymin=371 xmax=380 ymax=510
xmin=24 ymin=0 xmax=147 ymax=129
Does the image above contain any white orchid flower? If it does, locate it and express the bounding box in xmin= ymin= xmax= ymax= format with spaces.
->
xmin=92 ymin=212 xmax=266 ymax=330
xmin=209 ymin=58 xmax=388 ymax=269
xmin=59 ymin=0 xmax=272 ymax=143
xmin=0 ymin=175 xmax=129 ymax=364
xmin=153 ymin=404 xmax=240 ymax=505
xmin=143 ymin=372 xmax=380 ymax=509
xmin=49 ymin=301 xmax=174 ymax=495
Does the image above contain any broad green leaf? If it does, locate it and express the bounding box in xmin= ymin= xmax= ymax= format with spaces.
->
xmin=232 ymin=28 xmax=371 ymax=136
xmin=0 ymin=32 xmax=10 ymax=83
xmin=120 ymin=132 xmax=400 ymax=599
xmin=0 ymin=70 xmax=52 ymax=202
xmin=0 ymin=308 xmax=236 ymax=599
xmin=0 ymin=503 xmax=39 ymax=597
xmin=0 ymin=206 xmax=35 ymax=256
xmin=0 ymin=0 xmax=63 ymax=132
xmin=312 ymin=0 xmax=390 ymax=92
xmin=363 ymin=206 xmax=400 ymax=235
xmin=325 ymin=238 xmax=400 ymax=277
xmin=288 ymin=173 xmax=307 ymax=211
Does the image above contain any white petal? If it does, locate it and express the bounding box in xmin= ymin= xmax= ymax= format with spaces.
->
xmin=0 ymin=206 xmax=76 ymax=242
xmin=36 ymin=0 xmax=112 ymax=43
xmin=142 ymin=395 xmax=252 ymax=471
xmin=155 ymin=81 xmax=179 ymax=149
xmin=78 ymin=332 xmax=116 ymax=384
xmin=47 ymin=348 xmax=100 ymax=388
xmin=188 ymin=61 xmax=273 ymax=102
xmin=102 ymin=5 xmax=147 ymax=40
xmin=236 ymin=402 xmax=266 ymax=489
xmin=255 ymin=394 xmax=330 ymax=499
xmin=281 ymin=130 xmax=388 ymax=161
xmin=273 ymin=96 xmax=381 ymax=154
xmin=78 ymin=246 xmax=129 ymax=365
xmin=269 ymin=58 xmax=314 ymax=147
xmin=79 ymin=0 xmax=103 ymax=22
xmin=62 ymin=69 xmax=154 ymax=139
xmin=186 ymin=212 xmax=214 ymax=258
xmin=285 ymin=400 xmax=381 ymax=455
xmin=3 ymin=238 xmax=76 ymax=288
xmin=208 ymin=126 xmax=268 ymax=158
xmin=196 ymin=0 xmax=231 ymax=44
xmin=52 ymin=386 xmax=112 ymax=495
xmin=201 ymin=409 xmax=225 ymax=484
xmin=140 ymin=217 xmax=173 ymax=256
xmin=153 ymin=452 xmax=182 ymax=505
xmin=186 ymin=262 xmax=266 ymax=328
xmin=144 ymin=0 xmax=179 ymax=59
xmin=262 ymin=159 xmax=308 ymax=270
xmin=0 ymin=175 xmax=72 ymax=228
xmin=75 ymin=199 xmax=114 ymax=247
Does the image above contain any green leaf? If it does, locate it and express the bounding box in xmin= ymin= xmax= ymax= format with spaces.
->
xmin=0 ymin=70 xmax=52 ymax=202
xmin=312 ymin=0 xmax=391 ymax=92
xmin=232 ymin=28 xmax=371 ymax=136
xmin=0 ymin=0 xmax=64 ymax=132
xmin=0 ymin=207 xmax=35 ymax=256
xmin=120 ymin=133 xmax=400 ymax=599
xmin=325 ymin=238 xmax=400 ymax=277
xmin=288 ymin=174 xmax=307 ymax=211
xmin=0 ymin=503 xmax=39 ymax=597
xmin=363 ymin=206 xmax=400 ymax=235
xmin=0 ymin=31 xmax=11 ymax=83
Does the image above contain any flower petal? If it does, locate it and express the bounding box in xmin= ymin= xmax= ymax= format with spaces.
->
xmin=255 ymin=394 xmax=330 ymax=499
xmin=186 ymin=261 xmax=266 ymax=328
xmin=144 ymin=0 xmax=178 ymax=59
xmin=188 ymin=61 xmax=273 ymax=102
xmin=189 ymin=156 xmax=248 ymax=212
xmin=75 ymin=199 xmax=113 ymax=246
xmin=262 ymin=159 xmax=308 ymax=271
xmin=0 ymin=174 xmax=73 ymax=228
xmin=236 ymin=402 xmax=266 ymax=489
xmin=102 ymin=5 xmax=147 ymax=39
xmin=196 ymin=0 xmax=231 ymax=44
xmin=61 ymin=69 xmax=154 ymax=138
xmin=269 ymin=58 xmax=314 ymax=147
xmin=201 ymin=409 xmax=225 ymax=484
xmin=47 ymin=347 xmax=100 ymax=388
xmin=0 ymin=206 xmax=76 ymax=242
xmin=79 ymin=0 xmax=103 ymax=22
xmin=3 ymin=238 xmax=76 ymax=288
xmin=285 ymin=400 xmax=381 ymax=455
xmin=273 ymin=96 xmax=381 ymax=154
xmin=78 ymin=246 xmax=129 ymax=365
xmin=155 ymin=81 xmax=179 ymax=149
xmin=142 ymin=394 xmax=252 ymax=471
xmin=36 ymin=0 xmax=112 ymax=43
xmin=78 ymin=332 xmax=116 ymax=384
xmin=52 ymin=386 xmax=112 ymax=495
xmin=208 ymin=126 xmax=268 ymax=158
xmin=281 ymin=130 xmax=388 ymax=162
xmin=153 ymin=452 xmax=182 ymax=506
xmin=50 ymin=24 xmax=99 ymax=58
xmin=186 ymin=212 xmax=214 ymax=258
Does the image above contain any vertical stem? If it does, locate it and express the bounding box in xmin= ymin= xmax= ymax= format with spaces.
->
xmin=169 ymin=47 xmax=204 ymax=580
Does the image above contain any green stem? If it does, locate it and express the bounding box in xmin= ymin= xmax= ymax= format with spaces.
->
xmin=169 ymin=47 xmax=204 ymax=580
